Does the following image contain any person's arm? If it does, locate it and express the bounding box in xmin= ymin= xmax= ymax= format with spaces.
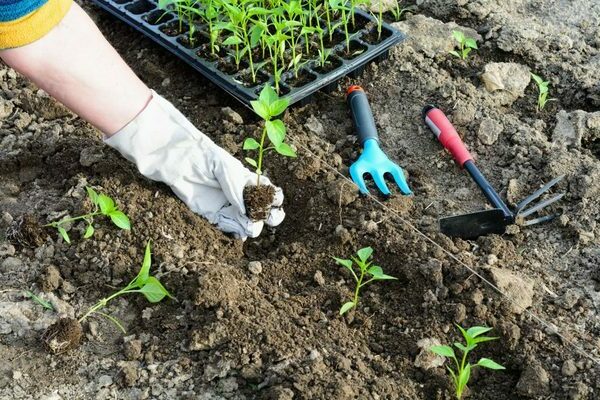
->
xmin=0 ymin=2 xmax=150 ymax=135
xmin=0 ymin=2 xmax=284 ymax=239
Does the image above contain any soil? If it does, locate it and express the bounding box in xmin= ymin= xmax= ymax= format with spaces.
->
xmin=243 ymin=185 xmax=276 ymax=221
xmin=1 ymin=0 xmax=600 ymax=399
xmin=41 ymin=317 xmax=83 ymax=354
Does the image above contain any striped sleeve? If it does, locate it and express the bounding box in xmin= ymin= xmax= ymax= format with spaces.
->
xmin=0 ymin=0 xmax=72 ymax=49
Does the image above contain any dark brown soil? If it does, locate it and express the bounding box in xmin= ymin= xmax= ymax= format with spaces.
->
xmin=243 ymin=184 xmax=275 ymax=221
xmin=313 ymin=57 xmax=343 ymax=74
xmin=41 ymin=318 xmax=83 ymax=355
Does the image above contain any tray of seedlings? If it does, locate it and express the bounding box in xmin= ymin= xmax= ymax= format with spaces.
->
xmin=90 ymin=0 xmax=406 ymax=107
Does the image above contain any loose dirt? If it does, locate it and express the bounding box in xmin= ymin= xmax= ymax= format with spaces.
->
xmin=1 ymin=0 xmax=599 ymax=399
xmin=243 ymin=185 xmax=276 ymax=221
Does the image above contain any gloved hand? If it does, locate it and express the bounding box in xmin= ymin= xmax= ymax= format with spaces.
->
xmin=104 ymin=90 xmax=285 ymax=239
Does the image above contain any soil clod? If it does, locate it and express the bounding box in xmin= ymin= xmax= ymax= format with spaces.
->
xmin=243 ymin=184 xmax=275 ymax=221
xmin=41 ymin=317 xmax=83 ymax=354
xmin=6 ymin=214 xmax=45 ymax=248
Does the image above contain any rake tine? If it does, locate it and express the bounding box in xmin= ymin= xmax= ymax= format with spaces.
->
xmin=519 ymin=212 xmax=562 ymax=227
xmin=514 ymin=175 xmax=565 ymax=213
xmin=517 ymin=192 xmax=565 ymax=219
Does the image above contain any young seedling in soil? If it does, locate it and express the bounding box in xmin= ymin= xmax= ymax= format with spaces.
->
xmin=25 ymin=291 xmax=54 ymax=311
xmin=44 ymin=187 xmax=130 ymax=244
xmin=449 ymin=30 xmax=477 ymax=60
xmin=333 ymin=247 xmax=397 ymax=315
xmin=243 ymin=85 xmax=296 ymax=220
xmin=530 ymin=72 xmax=553 ymax=111
xmin=390 ymin=3 xmax=417 ymax=22
xmin=41 ymin=241 xmax=172 ymax=354
xmin=430 ymin=325 xmax=505 ymax=399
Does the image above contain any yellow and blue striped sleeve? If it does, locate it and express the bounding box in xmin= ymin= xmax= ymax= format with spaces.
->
xmin=0 ymin=0 xmax=72 ymax=49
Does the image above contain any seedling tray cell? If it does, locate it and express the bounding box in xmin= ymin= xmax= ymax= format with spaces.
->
xmin=91 ymin=0 xmax=407 ymax=107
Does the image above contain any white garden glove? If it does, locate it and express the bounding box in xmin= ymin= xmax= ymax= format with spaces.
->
xmin=104 ymin=90 xmax=285 ymax=240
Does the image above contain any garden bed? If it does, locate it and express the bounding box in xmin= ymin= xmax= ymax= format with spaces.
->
xmin=1 ymin=0 xmax=600 ymax=399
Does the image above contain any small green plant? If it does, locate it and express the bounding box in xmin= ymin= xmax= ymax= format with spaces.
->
xmin=390 ymin=3 xmax=416 ymax=21
xmin=430 ymin=326 xmax=505 ymax=399
xmin=244 ymin=85 xmax=297 ymax=186
xmin=78 ymin=241 xmax=172 ymax=333
xmin=530 ymin=72 xmax=552 ymax=111
xmin=333 ymin=246 xmax=397 ymax=315
xmin=25 ymin=291 xmax=54 ymax=310
xmin=45 ymin=187 xmax=130 ymax=244
xmin=449 ymin=30 xmax=477 ymax=60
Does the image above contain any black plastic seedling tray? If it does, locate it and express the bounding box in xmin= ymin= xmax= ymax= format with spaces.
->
xmin=91 ymin=0 xmax=406 ymax=107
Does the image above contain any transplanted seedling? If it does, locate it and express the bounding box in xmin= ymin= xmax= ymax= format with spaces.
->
xmin=42 ymin=241 xmax=172 ymax=354
xmin=530 ymin=72 xmax=553 ymax=111
xmin=334 ymin=246 xmax=397 ymax=315
xmin=45 ymin=187 xmax=130 ymax=244
xmin=430 ymin=325 xmax=505 ymax=399
xmin=244 ymin=85 xmax=296 ymax=185
xmin=449 ymin=30 xmax=477 ymax=60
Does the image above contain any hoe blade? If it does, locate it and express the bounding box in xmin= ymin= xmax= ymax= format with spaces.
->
xmin=440 ymin=209 xmax=510 ymax=239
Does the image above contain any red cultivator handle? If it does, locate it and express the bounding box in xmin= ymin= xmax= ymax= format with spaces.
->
xmin=422 ymin=105 xmax=473 ymax=168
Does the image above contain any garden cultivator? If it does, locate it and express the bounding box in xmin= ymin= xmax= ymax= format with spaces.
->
xmin=423 ymin=105 xmax=565 ymax=239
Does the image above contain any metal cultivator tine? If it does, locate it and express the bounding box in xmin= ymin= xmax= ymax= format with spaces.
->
xmin=514 ymin=175 xmax=565 ymax=226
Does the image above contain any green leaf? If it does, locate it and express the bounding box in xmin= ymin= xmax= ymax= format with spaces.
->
xmin=258 ymin=85 xmax=278 ymax=106
xmin=458 ymin=363 xmax=471 ymax=392
xmin=250 ymin=99 xmax=270 ymax=120
xmin=269 ymin=99 xmax=289 ymax=117
xmin=249 ymin=24 xmax=264 ymax=48
xmin=530 ymin=72 xmax=543 ymax=85
xmin=430 ymin=345 xmax=455 ymax=358
xmin=109 ymin=211 xmax=131 ymax=230
xmin=84 ymin=224 xmax=94 ymax=239
xmin=473 ymin=336 xmax=499 ymax=345
xmin=452 ymin=30 xmax=465 ymax=43
xmin=275 ymin=142 xmax=297 ymax=158
xmin=356 ymin=247 xmax=373 ymax=263
xmin=449 ymin=50 xmax=461 ymax=58
xmin=333 ymin=257 xmax=353 ymax=269
xmin=340 ymin=301 xmax=355 ymax=315
xmin=139 ymin=276 xmax=172 ymax=303
xmin=467 ymin=326 xmax=493 ymax=338
xmin=243 ymin=138 xmax=260 ymax=150
xmin=477 ymin=358 xmax=505 ymax=370
xmin=98 ymin=194 xmax=116 ymax=215
xmin=454 ymin=342 xmax=468 ymax=353
xmin=57 ymin=227 xmax=70 ymax=244
xmin=25 ymin=291 xmax=54 ymax=310
xmin=465 ymin=38 xmax=478 ymax=49
xmin=245 ymin=157 xmax=258 ymax=168
xmin=135 ymin=240 xmax=152 ymax=287
xmin=222 ymin=35 xmax=243 ymax=46
xmin=463 ymin=47 xmax=472 ymax=58
xmin=86 ymin=187 xmax=99 ymax=205
xmin=266 ymin=120 xmax=286 ymax=147
xmin=367 ymin=265 xmax=397 ymax=280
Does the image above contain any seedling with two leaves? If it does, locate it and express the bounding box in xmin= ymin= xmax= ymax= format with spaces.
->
xmin=244 ymin=85 xmax=297 ymax=186
xmin=530 ymin=72 xmax=553 ymax=111
xmin=45 ymin=187 xmax=130 ymax=244
xmin=78 ymin=241 xmax=172 ymax=333
xmin=430 ymin=325 xmax=505 ymax=399
xmin=333 ymin=247 xmax=397 ymax=315
xmin=449 ymin=30 xmax=477 ymax=60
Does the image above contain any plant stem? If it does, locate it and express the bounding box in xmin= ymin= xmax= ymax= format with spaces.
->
xmin=44 ymin=212 xmax=100 ymax=227
xmin=353 ymin=268 xmax=365 ymax=305
xmin=256 ymin=124 xmax=268 ymax=186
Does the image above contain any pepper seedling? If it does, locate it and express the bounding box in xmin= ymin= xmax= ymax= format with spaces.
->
xmin=78 ymin=240 xmax=172 ymax=334
xmin=45 ymin=187 xmax=130 ymax=244
xmin=530 ymin=72 xmax=553 ymax=111
xmin=449 ymin=30 xmax=477 ymax=60
xmin=430 ymin=325 xmax=505 ymax=399
xmin=333 ymin=246 xmax=397 ymax=315
xmin=244 ymin=85 xmax=297 ymax=186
